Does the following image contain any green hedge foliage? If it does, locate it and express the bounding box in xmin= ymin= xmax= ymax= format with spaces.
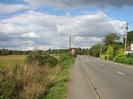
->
xmin=26 ymin=52 xmax=60 ymax=67
xmin=114 ymin=54 xmax=133 ymax=65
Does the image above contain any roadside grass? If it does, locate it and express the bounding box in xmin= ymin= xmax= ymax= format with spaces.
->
xmin=0 ymin=53 xmax=75 ymax=99
xmin=43 ymin=54 xmax=75 ymax=99
xmin=0 ymin=52 xmax=62 ymax=99
xmin=0 ymin=55 xmax=26 ymax=69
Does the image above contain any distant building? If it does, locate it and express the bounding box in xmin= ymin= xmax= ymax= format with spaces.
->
xmin=126 ymin=42 xmax=133 ymax=55
xmin=70 ymin=49 xmax=76 ymax=56
xmin=131 ymin=42 xmax=133 ymax=51
xmin=125 ymin=46 xmax=131 ymax=55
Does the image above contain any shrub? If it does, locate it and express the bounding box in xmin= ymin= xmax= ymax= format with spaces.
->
xmin=26 ymin=51 xmax=60 ymax=67
xmin=127 ymin=54 xmax=133 ymax=58
xmin=114 ymin=54 xmax=133 ymax=65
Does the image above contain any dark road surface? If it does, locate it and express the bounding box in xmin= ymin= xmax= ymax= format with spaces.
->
xmin=69 ymin=55 xmax=133 ymax=99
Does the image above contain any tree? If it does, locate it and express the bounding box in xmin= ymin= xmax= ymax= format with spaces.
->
xmin=89 ymin=44 xmax=101 ymax=57
xmin=113 ymin=42 xmax=123 ymax=56
xmin=106 ymin=45 xmax=114 ymax=60
xmin=75 ymin=48 xmax=89 ymax=55
xmin=104 ymin=33 xmax=119 ymax=45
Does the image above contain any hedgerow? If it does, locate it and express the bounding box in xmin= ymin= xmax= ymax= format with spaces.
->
xmin=26 ymin=51 xmax=60 ymax=67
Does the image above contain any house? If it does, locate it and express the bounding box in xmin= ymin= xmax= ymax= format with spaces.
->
xmin=70 ymin=48 xmax=76 ymax=57
xmin=131 ymin=42 xmax=133 ymax=51
xmin=126 ymin=42 xmax=133 ymax=55
xmin=125 ymin=46 xmax=132 ymax=55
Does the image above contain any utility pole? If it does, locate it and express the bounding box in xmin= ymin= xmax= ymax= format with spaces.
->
xmin=122 ymin=21 xmax=133 ymax=55
xmin=124 ymin=23 xmax=128 ymax=55
xmin=69 ymin=35 xmax=72 ymax=50
xmin=99 ymin=39 xmax=103 ymax=57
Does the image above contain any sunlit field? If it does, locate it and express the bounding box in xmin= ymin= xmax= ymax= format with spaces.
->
xmin=0 ymin=55 xmax=26 ymax=68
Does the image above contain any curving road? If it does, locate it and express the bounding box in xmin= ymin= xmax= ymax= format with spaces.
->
xmin=69 ymin=55 xmax=133 ymax=99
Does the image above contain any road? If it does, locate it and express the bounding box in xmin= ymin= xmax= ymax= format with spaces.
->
xmin=69 ymin=55 xmax=133 ymax=99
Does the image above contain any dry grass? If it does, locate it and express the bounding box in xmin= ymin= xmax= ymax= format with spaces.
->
xmin=0 ymin=52 xmax=64 ymax=99
xmin=0 ymin=62 xmax=62 ymax=99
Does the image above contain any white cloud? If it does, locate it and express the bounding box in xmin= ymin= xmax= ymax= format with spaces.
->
xmin=22 ymin=31 xmax=39 ymax=38
xmin=0 ymin=23 xmax=28 ymax=34
xmin=0 ymin=3 xmax=29 ymax=13
xmin=0 ymin=10 xmax=126 ymax=50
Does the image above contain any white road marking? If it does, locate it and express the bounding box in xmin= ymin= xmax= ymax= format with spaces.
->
xmin=100 ymin=64 xmax=103 ymax=66
xmin=117 ymin=71 xmax=125 ymax=76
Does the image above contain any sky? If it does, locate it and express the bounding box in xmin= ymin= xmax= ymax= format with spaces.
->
xmin=0 ymin=0 xmax=133 ymax=50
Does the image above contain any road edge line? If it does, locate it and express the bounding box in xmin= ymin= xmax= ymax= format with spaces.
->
xmin=78 ymin=57 xmax=102 ymax=99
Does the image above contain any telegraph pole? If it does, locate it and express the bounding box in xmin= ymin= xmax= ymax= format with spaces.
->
xmin=99 ymin=39 xmax=103 ymax=57
xmin=124 ymin=23 xmax=128 ymax=55
xmin=123 ymin=21 xmax=133 ymax=55
xmin=69 ymin=35 xmax=72 ymax=50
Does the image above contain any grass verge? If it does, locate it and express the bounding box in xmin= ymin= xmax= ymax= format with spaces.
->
xmin=43 ymin=54 xmax=75 ymax=99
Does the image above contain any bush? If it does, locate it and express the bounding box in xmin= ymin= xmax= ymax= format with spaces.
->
xmin=127 ymin=54 xmax=133 ymax=58
xmin=114 ymin=54 xmax=133 ymax=65
xmin=26 ymin=51 xmax=60 ymax=67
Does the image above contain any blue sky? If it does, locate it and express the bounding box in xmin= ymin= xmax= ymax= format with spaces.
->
xmin=0 ymin=0 xmax=133 ymax=50
xmin=1 ymin=0 xmax=133 ymax=21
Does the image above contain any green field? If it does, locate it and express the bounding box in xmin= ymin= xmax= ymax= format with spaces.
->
xmin=0 ymin=55 xmax=26 ymax=68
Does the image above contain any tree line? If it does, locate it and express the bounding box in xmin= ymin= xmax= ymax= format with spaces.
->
xmin=89 ymin=33 xmax=124 ymax=58
xmin=0 ymin=49 xmax=32 ymax=55
xmin=88 ymin=31 xmax=133 ymax=65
